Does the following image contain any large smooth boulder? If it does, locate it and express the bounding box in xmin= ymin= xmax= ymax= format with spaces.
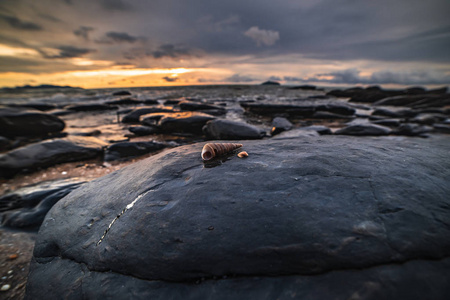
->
xmin=0 ymin=136 xmax=107 ymax=178
xmin=203 ymin=119 xmax=265 ymax=139
xmin=0 ymin=108 xmax=65 ymax=138
xmin=0 ymin=178 xmax=86 ymax=229
xmin=26 ymin=136 xmax=450 ymax=299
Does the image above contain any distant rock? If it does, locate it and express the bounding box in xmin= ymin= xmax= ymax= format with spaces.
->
xmin=0 ymin=136 xmax=11 ymax=151
xmin=0 ymin=136 xmax=107 ymax=178
xmin=25 ymin=136 xmax=450 ymax=299
xmin=392 ymin=124 xmax=434 ymax=137
xmin=241 ymin=103 xmax=316 ymax=117
xmin=411 ymin=113 xmax=447 ymax=125
xmin=372 ymin=108 xmax=417 ymax=118
xmin=112 ymin=90 xmax=132 ymax=96
xmin=0 ymin=178 xmax=86 ymax=229
xmin=374 ymin=94 xmax=450 ymax=108
xmin=66 ymin=104 xmax=118 ymax=112
xmin=105 ymin=98 xmax=143 ymax=105
xmin=299 ymin=125 xmax=332 ymax=135
xmin=271 ymin=117 xmax=293 ymax=135
xmin=121 ymin=107 xmax=174 ymax=123
xmin=335 ymin=124 xmax=391 ymax=136
xmin=311 ymin=111 xmax=355 ymax=119
xmin=70 ymin=130 xmax=102 ymax=137
xmin=158 ymin=112 xmax=216 ymax=135
xmin=179 ymin=101 xmax=226 ymax=115
xmin=372 ymin=119 xmax=402 ymax=127
xmin=203 ymin=119 xmax=265 ymax=140
xmin=1 ymin=84 xmax=80 ymax=91
xmin=9 ymin=102 xmax=57 ymax=111
xmin=271 ymin=128 xmax=319 ymax=139
xmin=142 ymin=99 xmax=159 ymax=105
xmin=104 ymin=141 xmax=166 ymax=161
xmin=261 ymin=81 xmax=280 ymax=86
xmin=288 ymin=85 xmax=316 ymax=90
xmin=0 ymin=108 xmax=65 ymax=138
xmin=433 ymin=124 xmax=450 ymax=133
xmin=316 ymin=104 xmax=356 ymax=116
xmin=127 ymin=126 xmax=159 ymax=136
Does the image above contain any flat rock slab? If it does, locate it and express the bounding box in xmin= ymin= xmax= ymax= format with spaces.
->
xmin=0 ymin=108 xmax=65 ymax=138
xmin=0 ymin=136 xmax=108 ymax=178
xmin=26 ymin=136 xmax=450 ymax=299
xmin=0 ymin=178 xmax=87 ymax=229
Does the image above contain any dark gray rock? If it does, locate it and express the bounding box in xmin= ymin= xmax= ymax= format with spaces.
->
xmin=66 ymin=104 xmax=118 ymax=112
xmin=240 ymin=103 xmax=316 ymax=117
xmin=271 ymin=117 xmax=293 ymax=135
xmin=411 ymin=114 xmax=448 ymax=125
xmin=179 ymin=101 xmax=226 ymax=114
xmin=158 ymin=112 xmax=215 ymax=135
xmin=104 ymin=141 xmax=166 ymax=161
xmin=0 ymin=178 xmax=86 ymax=229
xmin=335 ymin=124 xmax=391 ymax=136
xmin=372 ymin=108 xmax=416 ymax=118
xmin=271 ymin=128 xmax=319 ymax=139
xmin=112 ymin=90 xmax=132 ymax=96
xmin=105 ymin=98 xmax=143 ymax=105
xmin=0 ymin=136 xmax=11 ymax=151
xmin=372 ymin=119 xmax=402 ymax=127
xmin=311 ymin=111 xmax=355 ymax=119
xmin=9 ymin=102 xmax=57 ymax=111
xmin=203 ymin=119 xmax=265 ymax=139
xmin=121 ymin=107 xmax=174 ymax=123
xmin=71 ymin=130 xmax=102 ymax=137
xmin=0 ymin=108 xmax=65 ymax=138
xmin=26 ymin=136 xmax=450 ymax=299
xmin=433 ymin=124 xmax=450 ymax=133
xmin=143 ymin=99 xmax=159 ymax=105
xmin=289 ymin=85 xmax=316 ymax=90
xmin=374 ymin=94 xmax=450 ymax=108
xmin=128 ymin=126 xmax=159 ymax=136
xmin=316 ymin=104 xmax=356 ymax=115
xmin=392 ymin=124 xmax=434 ymax=137
xmin=261 ymin=80 xmax=280 ymax=85
xmin=0 ymin=136 xmax=107 ymax=178
xmin=299 ymin=125 xmax=332 ymax=135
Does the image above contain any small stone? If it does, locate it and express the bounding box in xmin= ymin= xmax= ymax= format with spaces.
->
xmin=237 ymin=151 xmax=249 ymax=158
xmin=1 ymin=284 xmax=10 ymax=291
xmin=7 ymin=270 xmax=13 ymax=275
xmin=8 ymin=254 xmax=18 ymax=260
xmin=208 ymin=226 xmax=214 ymax=231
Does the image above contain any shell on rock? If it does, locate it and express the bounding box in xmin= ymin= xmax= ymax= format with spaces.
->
xmin=201 ymin=143 xmax=243 ymax=161
xmin=237 ymin=151 xmax=248 ymax=158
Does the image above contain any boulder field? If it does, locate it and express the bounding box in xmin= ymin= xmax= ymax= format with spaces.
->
xmin=25 ymin=135 xmax=450 ymax=299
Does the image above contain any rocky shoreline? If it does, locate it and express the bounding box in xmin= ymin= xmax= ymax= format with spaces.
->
xmin=0 ymin=84 xmax=449 ymax=299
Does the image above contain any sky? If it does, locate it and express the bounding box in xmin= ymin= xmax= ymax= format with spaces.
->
xmin=0 ymin=0 xmax=449 ymax=88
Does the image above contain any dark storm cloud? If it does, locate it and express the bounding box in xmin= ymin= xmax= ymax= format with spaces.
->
xmin=100 ymin=0 xmax=131 ymax=11
xmin=162 ymin=76 xmax=178 ymax=82
xmin=0 ymin=15 xmax=43 ymax=31
xmin=304 ymin=69 xmax=450 ymax=85
xmin=42 ymin=46 xmax=96 ymax=59
xmin=96 ymin=32 xmax=141 ymax=44
xmin=152 ymin=44 xmax=191 ymax=59
xmin=224 ymin=74 xmax=255 ymax=83
xmin=74 ymin=26 xmax=94 ymax=40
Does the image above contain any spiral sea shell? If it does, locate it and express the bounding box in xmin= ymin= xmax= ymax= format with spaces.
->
xmin=201 ymin=143 xmax=243 ymax=161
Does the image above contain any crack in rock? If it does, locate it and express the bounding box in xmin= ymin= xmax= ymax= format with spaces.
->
xmin=96 ymin=189 xmax=154 ymax=246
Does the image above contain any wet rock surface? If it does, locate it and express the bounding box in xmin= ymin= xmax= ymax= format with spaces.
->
xmin=0 ymin=178 xmax=86 ymax=229
xmin=0 ymin=136 xmax=107 ymax=178
xmin=203 ymin=119 xmax=265 ymax=139
xmin=335 ymin=123 xmax=392 ymax=136
xmin=0 ymin=108 xmax=65 ymax=138
xmin=26 ymin=136 xmax=450 ymax=299
xmin=104 ymin=141 xmax=166 ymax=161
